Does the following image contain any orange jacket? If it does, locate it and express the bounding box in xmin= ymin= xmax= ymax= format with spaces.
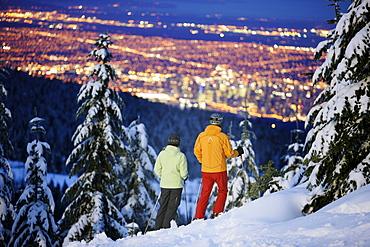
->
xmin=194 ymin=125 xmax=239 ymax=173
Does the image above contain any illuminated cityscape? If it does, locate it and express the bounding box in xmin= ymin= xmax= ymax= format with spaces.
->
xmin=0 ymin=7 xmax=328 ymax=121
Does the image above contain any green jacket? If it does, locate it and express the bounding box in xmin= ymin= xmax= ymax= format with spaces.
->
xmin=154 ymin=145 xmax=188 ymax=189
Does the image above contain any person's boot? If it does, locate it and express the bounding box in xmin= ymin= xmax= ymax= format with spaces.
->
xmin=210 ymin=213 xmax=220 ymax=219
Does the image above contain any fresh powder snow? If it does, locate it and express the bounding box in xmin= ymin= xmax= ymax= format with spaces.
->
xmin=66 ymin=182 xmax=370 ymax=246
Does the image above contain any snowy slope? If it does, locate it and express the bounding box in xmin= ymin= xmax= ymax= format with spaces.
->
xmin=67 ymin=183 xmax=370 ymax=246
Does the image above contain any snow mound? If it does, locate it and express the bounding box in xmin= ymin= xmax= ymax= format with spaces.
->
xmin=67 ymin=184 xmax=370 ymax=247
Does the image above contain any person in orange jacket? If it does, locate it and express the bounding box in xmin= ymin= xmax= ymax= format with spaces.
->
xmin=193 ymin=112 xmax=243 ymax=219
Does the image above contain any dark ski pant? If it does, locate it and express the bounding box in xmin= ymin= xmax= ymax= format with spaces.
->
xmin=195 ymin=171 xmax=228 ymax=219
xmin=155 ymin=188 xmax=182 ymax=230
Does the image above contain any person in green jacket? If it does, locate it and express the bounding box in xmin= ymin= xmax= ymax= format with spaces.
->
xmin=154 ymin=133 xmax=188 ymax=230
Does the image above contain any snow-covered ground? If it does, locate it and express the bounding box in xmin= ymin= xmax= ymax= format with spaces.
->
xmin=67 ymin=183 xmax=370 ymax=247
xmin=10 ymin=161 xmax=370 ymax=246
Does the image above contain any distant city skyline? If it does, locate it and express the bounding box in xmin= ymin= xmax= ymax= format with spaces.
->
xmin=0 ymin=0 xmax=352 ymax=121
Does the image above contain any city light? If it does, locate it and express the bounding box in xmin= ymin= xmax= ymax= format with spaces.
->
xmin=0 ymin=7 xmax=328 ymax=122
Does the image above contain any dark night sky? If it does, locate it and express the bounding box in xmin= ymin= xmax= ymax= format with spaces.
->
xmin=13 ymin=0 xmax=352 ymax=22
xmin=132 ymin=0 xmax=352 ymax=21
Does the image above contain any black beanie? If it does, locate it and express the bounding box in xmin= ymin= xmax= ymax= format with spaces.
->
xmin=167 ymin=134 xmax=180 ymax=147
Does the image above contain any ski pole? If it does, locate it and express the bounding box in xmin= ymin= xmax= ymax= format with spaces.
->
xmin=192 ymin=179 xmax=202 ymax=220
xmin=184 ymin=181 xmax=189 ymax=224
xmin=144 ymin=191 xmax=161 ymax=234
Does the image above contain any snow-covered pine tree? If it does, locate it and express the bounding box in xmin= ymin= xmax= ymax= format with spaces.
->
xmin=59 ymin=33 xmax=128 ymax=244
xmin=8 ymin=115 xmax=57 ymax=247
xmin=264 ymin=128 xmax=305 ymax=195
xmin=239 ymin=111 xmax=259 ymax=179
xmin=303 ymin=0 xmax=370 ymax=214
xmin=118 ymin=118 xmax=160 ymax=233
xmin=224 ymin=139 xmax=255 ymax=210
xmin=0 ymin=68 xmax=14 ymax=247
xmin=327 ymin=0 xmax=346 ymax=25
xmin=281 ymin=128 xmax=305 ymax=186
xmin=227 ymin=115 xmax=259 ymax=208
xmin=248 ymin=160 xmax=281 ymax=198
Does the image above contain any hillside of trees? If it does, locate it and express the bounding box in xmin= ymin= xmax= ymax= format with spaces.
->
xmin=3 ymin=69 xmax=299 ymax=178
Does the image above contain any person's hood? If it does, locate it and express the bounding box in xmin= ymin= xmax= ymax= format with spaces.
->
xmin=163 ymin=145 xmax=180 ymax=156
xmin=204 ymin=124 xmax=222 ymax=136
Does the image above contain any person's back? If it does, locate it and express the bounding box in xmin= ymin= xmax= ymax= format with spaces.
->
xmin=155 ymin=145 xmax=187 ymax=189
xmin=154 ymin=134 xmax=188 ymax=230
xmin=194 ymin=124 xmax=237 ymax=173
xmin=193 ymin=113 xmax=243 ymax=219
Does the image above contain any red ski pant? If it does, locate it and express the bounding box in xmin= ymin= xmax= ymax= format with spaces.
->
xmin=195 ymin=171 xmax=228 ymax=219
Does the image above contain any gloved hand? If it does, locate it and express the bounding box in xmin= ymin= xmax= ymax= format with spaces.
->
xmin=237 ymin=146 xmax=244 ymax=156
